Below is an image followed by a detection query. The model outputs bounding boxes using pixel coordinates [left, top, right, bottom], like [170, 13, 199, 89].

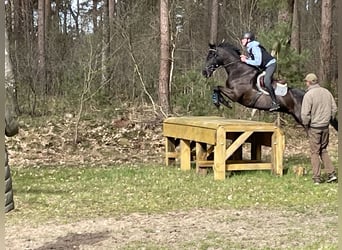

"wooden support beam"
[165, 137, 176, 166]
[225, 131, 253, 160]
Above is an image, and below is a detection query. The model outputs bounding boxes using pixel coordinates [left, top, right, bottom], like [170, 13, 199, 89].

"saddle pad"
[256, 72, 288, 96]
[275, 83, 288, 96]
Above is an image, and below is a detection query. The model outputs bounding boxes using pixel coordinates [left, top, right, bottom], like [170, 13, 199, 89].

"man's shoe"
[326, 174, 337, 183]
[313, 178, 321, 185]
[269, 102, 280, 112]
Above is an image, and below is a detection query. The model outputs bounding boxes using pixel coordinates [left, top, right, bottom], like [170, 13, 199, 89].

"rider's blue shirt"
[246, 41, 276, 68]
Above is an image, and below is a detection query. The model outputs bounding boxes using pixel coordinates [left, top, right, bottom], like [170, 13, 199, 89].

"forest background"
[5, 0, 338, 124]
[4, 2, 339, 248]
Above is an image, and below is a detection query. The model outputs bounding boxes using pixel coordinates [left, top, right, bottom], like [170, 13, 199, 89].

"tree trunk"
[5, 30, 16, 96]
[45, 0, 51, 35]
[290, 0, 300, 52]
[108, 0, 115, 47]
[93, 0, 98, 33]
[69, 0, 80, 35]
[37, 0, 46, 94]
[12, 0, 21, 47]
[158, 0, 171, 115]
[209, 0, 219, 45]
[5, 30, 19, 136]
[319, 0, 333, 86]
[102, 0, 110, 86]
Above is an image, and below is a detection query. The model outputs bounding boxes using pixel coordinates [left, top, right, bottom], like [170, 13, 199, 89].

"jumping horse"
[202, 42, 338, 131]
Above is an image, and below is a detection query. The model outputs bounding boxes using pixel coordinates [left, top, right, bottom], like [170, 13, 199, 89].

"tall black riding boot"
[266, 86, 280, 111]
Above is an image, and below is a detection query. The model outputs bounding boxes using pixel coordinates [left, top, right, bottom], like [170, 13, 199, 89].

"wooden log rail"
[163, 116, 285, 180]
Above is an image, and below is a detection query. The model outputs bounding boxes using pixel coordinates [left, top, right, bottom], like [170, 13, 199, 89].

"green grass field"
[7, 161, 337, 226]
[5, 158, 338, 249]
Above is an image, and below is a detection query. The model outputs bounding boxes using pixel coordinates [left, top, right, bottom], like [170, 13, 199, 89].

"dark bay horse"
[202, 42, 338, 131]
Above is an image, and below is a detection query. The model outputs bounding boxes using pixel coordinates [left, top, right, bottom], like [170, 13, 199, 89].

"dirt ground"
[5, 208, 338, 249]
[5, 116, 339, 249]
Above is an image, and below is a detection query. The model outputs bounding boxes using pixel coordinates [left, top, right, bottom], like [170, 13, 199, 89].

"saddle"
[256, 71, 288, 96]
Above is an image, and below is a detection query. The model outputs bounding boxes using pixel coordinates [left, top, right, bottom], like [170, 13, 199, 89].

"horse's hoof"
[212, 92, 219, 105]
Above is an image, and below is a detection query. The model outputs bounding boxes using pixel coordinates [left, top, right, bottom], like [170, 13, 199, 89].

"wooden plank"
[206, 145, 215, 159]
[180, 139, 191, 171]
[166, 152, 179, 158]
[196, 160, 214, 167]
[195, 160, 271, 170]
[225, 131, 253, 160]
[226, 163, 272, 171]
[229, 133, 242, 160]
[214, 126, 226, 180]
[163, 123, 217, 144]
[197, 159, 266, 166]
[221, 125, 277, 132]
[272, 128, 285, 176]
[164, 117, 278, 131]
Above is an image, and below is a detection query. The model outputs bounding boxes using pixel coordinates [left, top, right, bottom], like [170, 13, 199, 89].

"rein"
[208, 48, 240, 69]
[222, 60, 240, 68]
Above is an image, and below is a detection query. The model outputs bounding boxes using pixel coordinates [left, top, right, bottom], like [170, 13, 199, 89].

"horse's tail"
[285, 87, 305, 126]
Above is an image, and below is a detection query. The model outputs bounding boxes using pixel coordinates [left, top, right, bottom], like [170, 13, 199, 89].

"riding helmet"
[242, 32, 255, 41]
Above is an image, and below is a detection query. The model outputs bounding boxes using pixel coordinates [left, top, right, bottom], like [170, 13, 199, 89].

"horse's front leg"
[213, 86, 232, 108]
[217, 86, 239, 102]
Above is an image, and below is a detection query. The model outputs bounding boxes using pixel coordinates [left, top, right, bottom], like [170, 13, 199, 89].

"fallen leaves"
[5, 114, 338, 169]
[6, 115, 165, 167]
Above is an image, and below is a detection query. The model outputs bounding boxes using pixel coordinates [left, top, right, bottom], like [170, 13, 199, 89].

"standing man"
[301, 73, 337, 184]
[240, 31, 280, 111]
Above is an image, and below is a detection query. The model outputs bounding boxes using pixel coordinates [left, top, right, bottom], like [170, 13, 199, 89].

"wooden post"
[214, 126, 226, 180]
[272, 128, 285, 176]
[196, 142, 207, 175]
[165, 137, 177, 166]
[251, 134, 261, 161]
[180, 139, 191, 170]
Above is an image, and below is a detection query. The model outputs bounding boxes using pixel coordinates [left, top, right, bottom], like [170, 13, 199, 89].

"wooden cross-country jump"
[163, 116, 285, 180]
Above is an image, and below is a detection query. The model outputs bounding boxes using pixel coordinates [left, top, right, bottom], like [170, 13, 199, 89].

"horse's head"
[202, 44, 222, 78]
[202, 43, 241, 78]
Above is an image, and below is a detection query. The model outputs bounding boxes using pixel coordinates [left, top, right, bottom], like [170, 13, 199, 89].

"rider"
[240, 32, 280, 111]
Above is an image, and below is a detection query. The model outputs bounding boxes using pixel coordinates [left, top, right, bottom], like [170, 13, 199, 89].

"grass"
[7, 161, 338, 226]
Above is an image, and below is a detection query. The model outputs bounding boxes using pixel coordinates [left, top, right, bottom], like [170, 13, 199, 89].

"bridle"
[207, 48, 240, 71]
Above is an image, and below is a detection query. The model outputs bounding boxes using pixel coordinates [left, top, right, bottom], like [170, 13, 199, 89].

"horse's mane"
[217, 42, 241, 57]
